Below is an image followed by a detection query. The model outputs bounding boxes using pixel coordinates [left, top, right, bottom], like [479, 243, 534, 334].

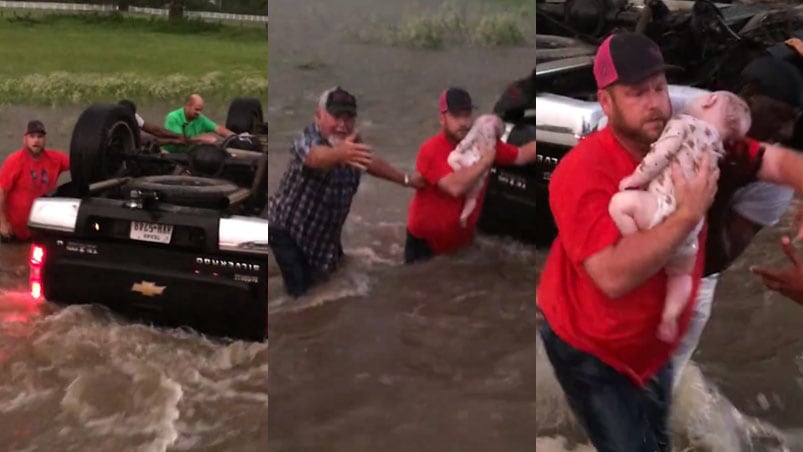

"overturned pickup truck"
[28, 98, 269, 341]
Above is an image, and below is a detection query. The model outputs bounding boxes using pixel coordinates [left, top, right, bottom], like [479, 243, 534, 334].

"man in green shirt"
[163, 93, 235, 153]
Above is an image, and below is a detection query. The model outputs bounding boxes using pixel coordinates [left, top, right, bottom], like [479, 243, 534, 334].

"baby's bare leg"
[608, 190, 660, 234]
[658, 248, 697, 343]
[460, 197, 477, 226]
[459, 179, 485, 226]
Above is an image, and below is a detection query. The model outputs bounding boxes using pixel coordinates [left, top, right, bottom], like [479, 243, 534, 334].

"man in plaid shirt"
[268, 86, 424, 297]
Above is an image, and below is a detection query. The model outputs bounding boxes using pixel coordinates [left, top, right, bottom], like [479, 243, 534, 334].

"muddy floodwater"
[267, 0, 803, 451]
[268, 0, 538, 450]
[0, 104, 268, 452]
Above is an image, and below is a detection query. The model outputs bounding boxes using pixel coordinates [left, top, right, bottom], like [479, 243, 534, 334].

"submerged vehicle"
[28, 98, 269, 341]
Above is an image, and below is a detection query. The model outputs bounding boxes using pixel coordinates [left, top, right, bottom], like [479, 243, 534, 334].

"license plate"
[130, 221, 173, 244]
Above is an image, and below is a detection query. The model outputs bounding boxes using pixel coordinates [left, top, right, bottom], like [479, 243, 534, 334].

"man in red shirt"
[536, 32, 722, 451]
[0, 120, 69, 242]
[405, 87, 537, 263]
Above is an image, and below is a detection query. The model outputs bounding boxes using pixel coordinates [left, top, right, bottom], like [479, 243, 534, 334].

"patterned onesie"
[635, 114, 726, 259]
[447, 114, 504, 227]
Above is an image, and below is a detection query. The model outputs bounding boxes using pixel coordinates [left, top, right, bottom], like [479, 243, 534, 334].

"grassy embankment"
[0, 11, 267, 105]
[351, 0, 535, 50]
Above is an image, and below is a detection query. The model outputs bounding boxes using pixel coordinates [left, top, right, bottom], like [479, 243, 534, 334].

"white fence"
[0, 1, 268, 23]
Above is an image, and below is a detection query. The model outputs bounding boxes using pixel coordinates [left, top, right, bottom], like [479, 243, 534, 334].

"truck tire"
[70, 104, 140, 196]
[127, 175, 240, 209]
[225, 97, 264, 134]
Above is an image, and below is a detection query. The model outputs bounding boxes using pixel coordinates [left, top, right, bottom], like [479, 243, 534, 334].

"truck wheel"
[127, 176, 240, 209]
[70, 104, 140, 196]
[225, 97, 264, 134]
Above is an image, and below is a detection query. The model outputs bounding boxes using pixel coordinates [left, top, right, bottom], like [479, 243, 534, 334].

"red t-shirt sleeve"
[494, 140, 519, 165]
[744, 137, 763, 161]
[549, 149, 623, 265]
[0, 153, 19, 192]
[58, 151, 70, 172]
[416, 141, 453, 186]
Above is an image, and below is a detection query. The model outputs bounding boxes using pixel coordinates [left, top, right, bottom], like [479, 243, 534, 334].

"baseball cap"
[439, 87, 476, 114]
[25, 120, 46, 135]
[740, 56, 803, 108]
[593, 32, 681, 90]
[321, 86, 357, 116]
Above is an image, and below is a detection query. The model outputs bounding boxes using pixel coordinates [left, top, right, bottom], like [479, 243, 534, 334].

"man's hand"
[0, 217, 11, 238]
[750, 236, 803, 304]
[672, 153, 719, 224]
[193, 135, 218, 144]
[786, 37, 803, 57]
[407, 171, 426, 189]
[336, 133, 373, 171]
[157, 137, 186, 146]
[792, 205, 803, 243]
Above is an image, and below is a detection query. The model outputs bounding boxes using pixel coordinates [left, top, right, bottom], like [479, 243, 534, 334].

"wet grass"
[350, 0, 534, 50]
[0, 12, 267, 105]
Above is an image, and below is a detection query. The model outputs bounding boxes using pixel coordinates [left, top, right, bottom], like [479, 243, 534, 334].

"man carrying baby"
[537, 32, 721, 452]
[539, 31, 803, 451]
[404, 87, 537, 264]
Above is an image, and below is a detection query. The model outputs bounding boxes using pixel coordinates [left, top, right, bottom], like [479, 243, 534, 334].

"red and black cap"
[439, 87, 476, 114]
[24, 120, 46, 135]
[593, 32, 681, 90]
[324, 86, 357, 116]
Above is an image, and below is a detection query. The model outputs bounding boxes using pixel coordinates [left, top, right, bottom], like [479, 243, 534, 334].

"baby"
[448, 114, 505, 227]
[608, 91, 752, 343]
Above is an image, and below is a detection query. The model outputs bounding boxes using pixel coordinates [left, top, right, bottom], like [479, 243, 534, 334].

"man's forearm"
[0, 189, 9, 230]
[304, 146, 343, 170]
[438, 157, 492, 197]
[143, 124, 183, 140]
[216, 125, 235, 138]
[584, 211, 700, 298]
[514, 140, 537, 165]
[367, 157, 405, 185]
[759, 143, 803, 192]
[157, 126, 184, 140]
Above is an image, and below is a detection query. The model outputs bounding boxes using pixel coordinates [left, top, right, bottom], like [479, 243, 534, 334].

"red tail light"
[29, 244, 45, 300]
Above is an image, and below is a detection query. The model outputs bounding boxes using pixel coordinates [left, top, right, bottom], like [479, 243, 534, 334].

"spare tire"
[126, 176, 240, 209]
[225, 97, 264, 134]
[188, 143, 228, 177]
[70, 104, 140, 196]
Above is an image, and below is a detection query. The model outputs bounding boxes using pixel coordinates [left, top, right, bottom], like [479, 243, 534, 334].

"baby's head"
[685, 91, 752, 140]
[737, 82, 799, 144]
[475, 114, 505, 138]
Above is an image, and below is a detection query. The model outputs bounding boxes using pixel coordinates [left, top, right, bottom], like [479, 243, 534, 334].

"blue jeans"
[539, 320, 673, 452]
[269, 226, 315, 297]
[403, 230, 434, 264]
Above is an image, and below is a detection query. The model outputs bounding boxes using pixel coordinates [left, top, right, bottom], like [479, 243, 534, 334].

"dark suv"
[27, 98, 269, 341]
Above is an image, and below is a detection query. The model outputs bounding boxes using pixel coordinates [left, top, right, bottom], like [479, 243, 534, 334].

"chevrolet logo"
[131, 281, 166, 297]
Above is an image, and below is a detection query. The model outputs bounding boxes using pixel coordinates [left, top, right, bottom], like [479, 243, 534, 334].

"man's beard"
[446, 127, 469, 143]
[609, 101, 667, 146]
[327, 130, 350, 146]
